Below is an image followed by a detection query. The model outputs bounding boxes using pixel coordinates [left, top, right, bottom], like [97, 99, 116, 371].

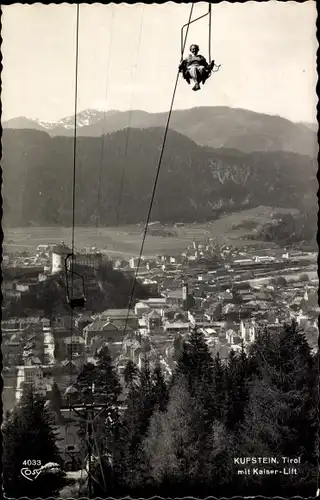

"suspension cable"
[68, 3, 80, 401]
[208, 3, 212, 63]
[180, 4, 210, 60]
[95, 5, 115, 233]
[116, 3, 195, 369]
[71, 5, 80, 259]
[116, 5, 145, 227]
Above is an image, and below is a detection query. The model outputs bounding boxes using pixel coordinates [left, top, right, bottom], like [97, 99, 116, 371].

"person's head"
[190, 44, 199, 55]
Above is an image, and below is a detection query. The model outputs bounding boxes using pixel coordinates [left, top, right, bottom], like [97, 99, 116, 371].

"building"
[135, 302, 152, 318]
[162, 288, 184, 307]
[51, 242, 72, 274]
[19, 317, 50, 329]
[296, 312, 309, 329]
[240, 320, 256, 344]
[3, 333, 23, 366]
[3, 368, 17, 412]
[141, 279, 159, 296]
[146, 310, 162, 332]
[75, 314, 94, 334]
[129, 257, 141, 268]
[84, 320, 127, 347]
[163, 321, 190, 334]
[15, 365, 53, 402]
[254, 256, 276, 263]
[64, 336, 86, 358]
[140, 298, 167, 310]
[93, 309, 139, 329]
[114, 259, 129, 269]
[74, 252, 103, 269]
[43, 327, 56, 365]
[226, 328, 239, 345]
[2, 319, 21, 330]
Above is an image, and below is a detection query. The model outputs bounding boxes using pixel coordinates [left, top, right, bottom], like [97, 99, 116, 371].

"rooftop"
[98, 309, 138, 319]
[64, 336, 85, 344]
[52, 243, 72, 255]
[148, 310, 161, 319]
[163, 289, 183, 299]
[163, 321, 189, 329]
[144, 298, 167, 304]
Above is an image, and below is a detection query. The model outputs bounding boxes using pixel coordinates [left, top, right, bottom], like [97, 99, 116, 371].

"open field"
[3, 206, 301, 258]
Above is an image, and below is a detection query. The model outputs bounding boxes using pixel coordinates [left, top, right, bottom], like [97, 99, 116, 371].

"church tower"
[182, 280, 188, 311]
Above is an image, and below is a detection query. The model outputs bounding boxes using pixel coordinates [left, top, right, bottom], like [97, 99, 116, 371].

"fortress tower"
[51, 241, 72, 274]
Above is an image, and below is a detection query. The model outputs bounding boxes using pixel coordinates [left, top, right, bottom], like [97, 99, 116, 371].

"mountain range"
[2, 125, 317, 228]
[3, 106, 318, 157]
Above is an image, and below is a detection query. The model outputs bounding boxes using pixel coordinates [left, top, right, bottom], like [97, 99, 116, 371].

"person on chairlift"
[179, 44, 215, 91]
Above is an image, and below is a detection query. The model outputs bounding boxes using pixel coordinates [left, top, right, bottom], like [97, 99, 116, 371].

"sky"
[2, 1, 317, 124]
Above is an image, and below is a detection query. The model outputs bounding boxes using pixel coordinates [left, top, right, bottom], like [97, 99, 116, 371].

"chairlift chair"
[64, 253, 87, 309]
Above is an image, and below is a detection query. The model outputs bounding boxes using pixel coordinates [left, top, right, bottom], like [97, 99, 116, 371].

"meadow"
[3, 206, 299, 258]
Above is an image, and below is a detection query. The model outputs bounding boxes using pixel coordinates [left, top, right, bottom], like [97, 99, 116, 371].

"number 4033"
[22, 460, 41, 466]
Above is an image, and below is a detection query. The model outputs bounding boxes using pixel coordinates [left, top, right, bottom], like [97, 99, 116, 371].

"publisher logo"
[21, 467, 42, 481]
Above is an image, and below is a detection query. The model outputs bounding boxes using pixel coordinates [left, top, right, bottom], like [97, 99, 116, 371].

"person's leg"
[184, 71, 191, 84]
[188, 66, 200, 90]
[198, 65, 207, 84]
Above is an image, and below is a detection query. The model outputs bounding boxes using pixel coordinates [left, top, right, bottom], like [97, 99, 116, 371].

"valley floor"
[3, 206, 300, 257]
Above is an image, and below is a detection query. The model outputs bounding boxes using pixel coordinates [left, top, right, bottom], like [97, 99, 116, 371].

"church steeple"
[182, 280, 188, 311]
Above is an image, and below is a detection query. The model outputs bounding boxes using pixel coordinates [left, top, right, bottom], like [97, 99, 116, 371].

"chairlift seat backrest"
[68, 297, 86, 309]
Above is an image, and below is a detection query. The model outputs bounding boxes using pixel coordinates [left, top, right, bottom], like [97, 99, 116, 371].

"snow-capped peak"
[3, 108, 120, 132]
[36, 119, 60, 130]
[55, 108, 109, 128]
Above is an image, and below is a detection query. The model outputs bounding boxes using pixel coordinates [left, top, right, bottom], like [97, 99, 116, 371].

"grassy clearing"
[3, 206, 301, 257]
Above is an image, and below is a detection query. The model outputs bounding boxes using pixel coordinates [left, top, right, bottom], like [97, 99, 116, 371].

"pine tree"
[112, 357, 151, 492]
[3, 386, 66, 498]
[135, 361, 170, 489]
[213, 352, 228, 421]
[239, 321, 318, 496]
[204, 419, 235, 496]
[248, 325, 280, 382]
[277, 321, 318, 493]
[151, 362, 169, 411]
[160, 327, 227, 495]
[225, 346, 250, 430]
[176, 328, 215, 420]
[123, 359, 139, 390]
[75, 361, 97, 403]
[242, 375, 284, 452]
[113, 357, 169, 494]
[172, 333, 184, 361]
[143, 372, 234, 497]
[75, 346, 121, 406]
[74, 345, 122, 494]
[237, 376, 285, 495]
[94, 345, 122, 405]
[143, 374, 197, 495]
[49, 380, 64, 423]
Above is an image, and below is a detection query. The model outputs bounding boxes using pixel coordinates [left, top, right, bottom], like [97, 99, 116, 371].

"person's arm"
[178, 59, 187, 72]
[200, 55, 209, 67]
